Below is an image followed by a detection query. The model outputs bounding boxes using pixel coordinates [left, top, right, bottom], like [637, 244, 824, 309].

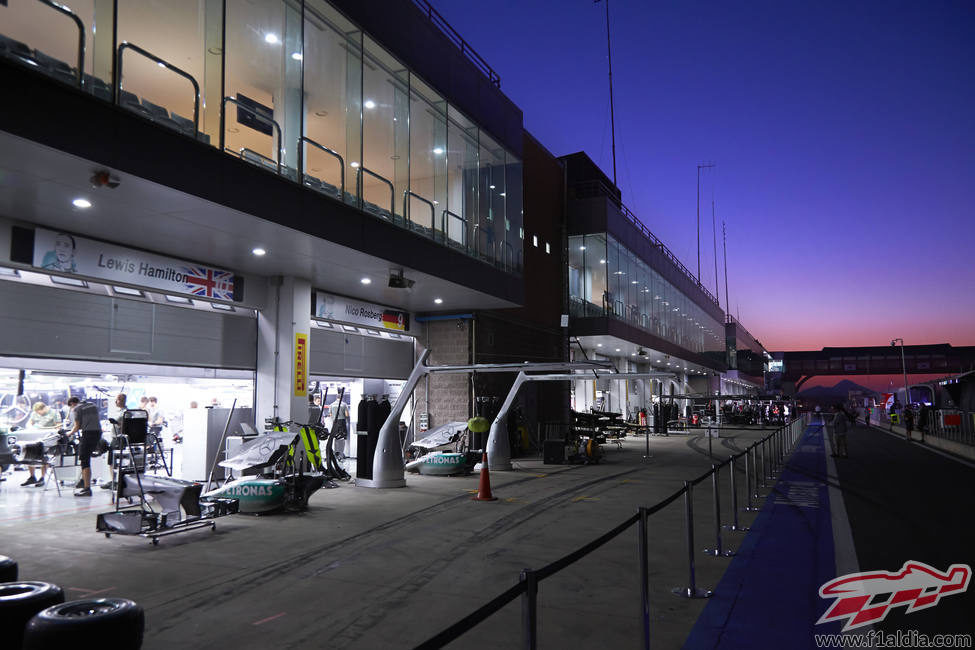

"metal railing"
[117, 42, 200, 133]
[410, 0, 501, 88]
[404, 190, 436, 232]
[356, 166, 395, 217]
[37, 0, 84, 87]
[873, 408, 975, 447]
[414, 417, 807, 649]
[441, 209, 467, 248]
[220, 97, 282, 175]
[299, 136, 345, 196]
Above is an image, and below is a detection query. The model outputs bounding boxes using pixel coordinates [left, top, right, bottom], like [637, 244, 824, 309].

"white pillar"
[256, 276, 312, 428]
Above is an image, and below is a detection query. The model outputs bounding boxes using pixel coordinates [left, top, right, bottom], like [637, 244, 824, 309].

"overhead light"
[212, 302, 235, 311]
[350, 161, 360, 168]
[615, 348, 621, 352]
[264, 33, 279, 44]
[164, 294, 192, 304]
[72, 198, 92, 208]
[0, 267, 20, 277]
[579, 246, 586, 251]
[596, 343, 602, 347]
[433, 147, 444, 155]
[631, 280, 638, 284]
[342, 324, 358, 332]
[360, 277, 372, 285]
[433, 298, 443, 304]
[631, 353, 636, 356]
[364, 99, 376, 109]
[157, 61, 166, 68]
[112, 286, 143, 297]
[252, 247, 267, 256]
[499, 193, 505, 197]
[291, 52, 303, 61]
[489, 185, 496, 189]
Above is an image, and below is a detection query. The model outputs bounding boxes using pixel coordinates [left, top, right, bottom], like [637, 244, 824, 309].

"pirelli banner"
[313, 290, 411, 334]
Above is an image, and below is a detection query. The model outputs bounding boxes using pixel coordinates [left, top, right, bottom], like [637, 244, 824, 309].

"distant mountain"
[799, 379, 879, 402]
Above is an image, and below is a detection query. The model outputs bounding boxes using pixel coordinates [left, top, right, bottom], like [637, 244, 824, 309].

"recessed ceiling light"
[579, 246, 586, 251]
[264, 33, 279, 44]
[489, 185, 495, 189]
[364, 100, 376, 109]
[360, 277, 371, 285]
[112, 286, 143, 296]
[596, 343, 602, 347]
[615, 348, 621, 352]
[291, 52, 303, 60]
[350, 161, 360, 168]
[252, 247, 266, 256]
[432, 147, 444, 155]
[72, 198, 91, 208]
[165, 294, 192, 304]
[434, 298, 443, 304]
[212, 302, 235, 311]
[599, 259, 606, 264]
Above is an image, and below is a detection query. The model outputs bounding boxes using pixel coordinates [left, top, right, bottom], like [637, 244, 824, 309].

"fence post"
[704, 465, 735, 556]
[672, 481, 713, 598]
[520, 568, 538, 650]
[638, 507, 650, 650]
[759, 439, 768, 487]
[725, 455, 748, 530]
[744, 449, 759, 510]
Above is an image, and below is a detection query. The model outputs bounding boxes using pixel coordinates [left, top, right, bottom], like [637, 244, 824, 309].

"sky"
[433, 0, 975, 370]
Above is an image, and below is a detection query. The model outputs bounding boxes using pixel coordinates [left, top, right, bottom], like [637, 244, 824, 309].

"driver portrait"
[41, 232, 78, 273]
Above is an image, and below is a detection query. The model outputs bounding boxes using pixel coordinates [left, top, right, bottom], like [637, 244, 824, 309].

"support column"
[256, 276, 311, 428]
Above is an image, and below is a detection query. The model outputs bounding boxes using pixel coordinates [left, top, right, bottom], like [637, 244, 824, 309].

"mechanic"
[66, 396, 103, 497]
[20, 402, 60, 487]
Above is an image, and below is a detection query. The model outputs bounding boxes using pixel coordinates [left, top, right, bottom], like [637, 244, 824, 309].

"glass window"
[504, 152, 523, 272]
[478, 132, 506, 268]
[408, 75, 448, 236]
[360, 35, 408, 220]
[302, 1, 361, 205]
[0, 0, 96, 85]
[225, 0, 299, 174]
[584, 233, 607, 309]
[447, 107, 479, 254]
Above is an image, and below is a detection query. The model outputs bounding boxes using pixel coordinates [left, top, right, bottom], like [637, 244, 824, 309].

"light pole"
[891, 338, 909, 408]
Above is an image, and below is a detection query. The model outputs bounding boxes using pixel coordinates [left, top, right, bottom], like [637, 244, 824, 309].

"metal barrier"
[299, 136, 345, 196]
[413, 417, 807, 649]
[36, 0, 85, 87]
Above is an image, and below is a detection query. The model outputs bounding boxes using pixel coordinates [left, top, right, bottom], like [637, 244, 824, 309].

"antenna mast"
[722, 220, 730, 314]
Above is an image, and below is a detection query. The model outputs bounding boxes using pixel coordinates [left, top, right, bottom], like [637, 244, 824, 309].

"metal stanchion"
[643, 426, 651, 461]
[704, 464, 735, 556]
[638, 507, 650, 650]
[760, 440, 769, 487]
[673, 481, 713, 598]
[744, 449, 759, 510]
[520, 567, 538, 650]
[725, 456, 748, 530]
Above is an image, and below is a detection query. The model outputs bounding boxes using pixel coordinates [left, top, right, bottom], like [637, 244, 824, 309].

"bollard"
[520, 567, 538, 650]
[638, 507, 650, 650]
[725, 456, 748, 531]
[704, 464, 735, 556]
[760, 440, 768, 487]
[673, 481, 713, 598]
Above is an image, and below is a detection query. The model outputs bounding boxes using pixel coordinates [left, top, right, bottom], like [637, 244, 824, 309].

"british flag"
[183, 266, 235, 301]
[818, 561, 970, 631]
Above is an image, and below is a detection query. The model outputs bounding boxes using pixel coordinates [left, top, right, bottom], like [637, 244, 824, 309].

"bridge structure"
[779, 344, 975, 391]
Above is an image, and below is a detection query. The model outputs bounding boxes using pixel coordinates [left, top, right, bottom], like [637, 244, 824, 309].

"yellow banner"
[294, 333, 308, 397]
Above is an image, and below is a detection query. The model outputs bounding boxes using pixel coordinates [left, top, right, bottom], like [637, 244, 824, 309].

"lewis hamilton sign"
[30, 227, 239, 301]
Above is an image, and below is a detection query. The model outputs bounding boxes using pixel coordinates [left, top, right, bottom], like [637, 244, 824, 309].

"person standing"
[102, 393, 127, 490]
[917, 404, 930, 443]
[66, 396, 102, 496]
[904, 405, 915, 442]
[829, 403, 849, 458]
[863, 406, 871, 427]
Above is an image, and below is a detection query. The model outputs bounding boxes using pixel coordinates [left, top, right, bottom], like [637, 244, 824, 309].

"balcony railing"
[410, 0, 501, 88]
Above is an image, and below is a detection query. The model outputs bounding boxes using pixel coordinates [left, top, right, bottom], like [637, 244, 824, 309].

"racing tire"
[23, 598, 144, 650]
[0, 556, 16, 582]
[0, 581, 65, 649]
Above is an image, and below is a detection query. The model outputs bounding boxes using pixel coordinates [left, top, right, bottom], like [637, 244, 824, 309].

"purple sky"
[434, 0, 975, 357]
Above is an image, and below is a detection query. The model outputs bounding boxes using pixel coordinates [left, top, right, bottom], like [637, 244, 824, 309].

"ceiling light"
[579, 246, 586, 251]
[489, 185, 495, 189]
[499, 192, 505, 197]
[596, 343, 602, 347]
[434, 298, 443, 304]
[291, 52, 303, 61]
[360, 277, 371, 285]
[433, 147, 444, 155]
[599, 259, 606, 264]
[631, 280, 638, 284]
[72, 198, 91, 208]
[364, 100, 376, 109]
[112, 286, 143, 297]
[157, 62, 166, 68]
[51, 275, 88, 288]
[211, 302, 235, 311]
[615, 348, 621, 352]
[350, 161, 360, 168]
[252, 247, 267, 256]
[164, 295, 192, 304]
[631, 353, 636, 356]
[264, 33, 279, 44]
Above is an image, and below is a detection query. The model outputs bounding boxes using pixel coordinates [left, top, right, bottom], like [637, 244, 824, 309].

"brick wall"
[422, 318, 471, 430]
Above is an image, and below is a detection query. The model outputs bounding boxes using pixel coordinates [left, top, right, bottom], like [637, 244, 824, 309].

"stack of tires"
[0, 555, 144, 649]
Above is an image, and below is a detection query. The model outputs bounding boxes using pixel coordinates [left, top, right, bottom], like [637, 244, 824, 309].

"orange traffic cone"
[473, 451, 498, 501]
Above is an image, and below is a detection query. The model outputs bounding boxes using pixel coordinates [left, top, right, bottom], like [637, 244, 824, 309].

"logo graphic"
[817, 561, 971, 631]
